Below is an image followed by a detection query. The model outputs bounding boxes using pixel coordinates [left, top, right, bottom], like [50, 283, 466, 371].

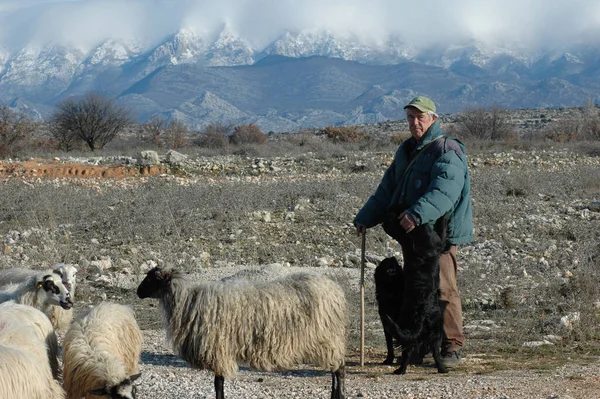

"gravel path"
[135, 328, 600, 399]
[127, 265, 600, 399]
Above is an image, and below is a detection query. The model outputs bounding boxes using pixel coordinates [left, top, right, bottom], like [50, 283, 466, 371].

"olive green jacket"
[354, 120, 474, 245]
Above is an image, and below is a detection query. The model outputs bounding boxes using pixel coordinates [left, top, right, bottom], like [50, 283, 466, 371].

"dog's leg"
[382, 325, 396, 365]
[394, 347, 412, 375]
[432, 344, 448, 374]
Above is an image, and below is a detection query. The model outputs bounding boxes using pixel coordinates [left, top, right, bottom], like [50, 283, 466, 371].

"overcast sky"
[0, 0, 599, 52]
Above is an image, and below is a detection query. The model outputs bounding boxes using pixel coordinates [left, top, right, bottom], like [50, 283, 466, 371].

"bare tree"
[0, 106, 38, 157]
[50, 92, 134, 151]
[141, 115, 190, 149]
[455, 105, 515, 140]
[141, 115, 165, 146]
[582, 98, 600, 140]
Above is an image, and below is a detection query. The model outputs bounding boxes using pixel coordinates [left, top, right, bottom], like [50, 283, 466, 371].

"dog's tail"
[383, 314, 424, 345]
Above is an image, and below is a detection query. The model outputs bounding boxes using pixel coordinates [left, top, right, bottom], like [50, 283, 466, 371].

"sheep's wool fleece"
[0, 322, 65, 399]
[161, 270, 348, 378]
[62, 302, 142, 399]
[0, 301, 61, 380]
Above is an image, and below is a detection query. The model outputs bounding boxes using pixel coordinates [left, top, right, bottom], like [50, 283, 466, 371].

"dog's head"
[409, 212, 450, 257]
[374, 257, 403, 300]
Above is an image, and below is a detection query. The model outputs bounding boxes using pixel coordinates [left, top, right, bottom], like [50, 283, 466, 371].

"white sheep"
[0, 301, 61, 380]
[62, 302, 143, 399]
[0, 319, 66, 398]
[0, 264, 78, 330]
[0, 271, 73, 315]
[136, 266, 348, 399]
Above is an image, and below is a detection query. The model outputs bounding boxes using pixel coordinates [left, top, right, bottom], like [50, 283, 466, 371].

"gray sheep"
[137, 266, 348, 399]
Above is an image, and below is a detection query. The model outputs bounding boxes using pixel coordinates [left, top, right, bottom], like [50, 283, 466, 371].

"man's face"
[406, 107, 436, 141]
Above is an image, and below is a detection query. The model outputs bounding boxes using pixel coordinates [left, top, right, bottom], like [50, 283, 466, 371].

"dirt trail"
[0, 160, 166, 179]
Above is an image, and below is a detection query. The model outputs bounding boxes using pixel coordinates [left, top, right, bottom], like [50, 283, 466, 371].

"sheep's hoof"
[393, 367, 406, 375]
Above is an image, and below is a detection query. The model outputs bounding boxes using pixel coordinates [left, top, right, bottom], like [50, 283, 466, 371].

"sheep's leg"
[394, 347, 411, 375]
[331, 365, 345, 399]
[214, 375, 225, 399]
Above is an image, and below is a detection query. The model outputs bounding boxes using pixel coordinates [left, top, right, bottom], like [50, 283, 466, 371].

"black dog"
[381, 206, 449, 375]
[374, 257, 404, 365]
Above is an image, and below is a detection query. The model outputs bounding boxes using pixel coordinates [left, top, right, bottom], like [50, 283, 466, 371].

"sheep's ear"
[42, 276, 58, 292]
[38, 275, 52, 290]
[128, 372, 142, 382]
[88, 386, 110, 396]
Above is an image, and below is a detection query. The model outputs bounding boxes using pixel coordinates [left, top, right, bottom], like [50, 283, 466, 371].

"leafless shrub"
[389, 131, 411, 145]
[0, 106, 39, 157]
[538, 102, 600, 142]
[141, 115, 189, 149]
[454, 105, 517, 141]
[50, 92, 134, 151]
[230, 123, 267, 145]
[194, 123, 231, 149]
[321, 126, 366, 143]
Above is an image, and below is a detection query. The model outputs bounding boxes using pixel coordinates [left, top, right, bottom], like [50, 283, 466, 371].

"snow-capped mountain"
[0, 27, 599, 132]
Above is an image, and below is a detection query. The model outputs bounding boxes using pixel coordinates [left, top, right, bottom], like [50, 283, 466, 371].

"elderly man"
[354, 96, 473, 367]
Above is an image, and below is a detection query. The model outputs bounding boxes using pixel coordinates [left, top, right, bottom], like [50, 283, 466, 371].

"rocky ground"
[1, 139, 600, 398]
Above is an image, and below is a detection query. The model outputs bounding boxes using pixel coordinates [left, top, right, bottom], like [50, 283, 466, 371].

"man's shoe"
[441, 350, 461, 368]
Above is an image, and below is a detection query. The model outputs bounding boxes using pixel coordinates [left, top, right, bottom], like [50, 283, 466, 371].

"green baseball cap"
[404, 96, 436, 113]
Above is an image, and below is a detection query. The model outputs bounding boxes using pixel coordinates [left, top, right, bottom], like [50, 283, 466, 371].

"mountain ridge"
[0, 28, 599, 132]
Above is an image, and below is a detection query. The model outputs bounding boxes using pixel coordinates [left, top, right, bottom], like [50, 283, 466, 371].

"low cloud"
[0, 0, 598, 52]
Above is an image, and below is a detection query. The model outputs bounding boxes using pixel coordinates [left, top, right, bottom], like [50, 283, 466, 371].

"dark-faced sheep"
[381, 209, 449, 375]
[62, 302, 142, 399]
[136, 266, 347, 399]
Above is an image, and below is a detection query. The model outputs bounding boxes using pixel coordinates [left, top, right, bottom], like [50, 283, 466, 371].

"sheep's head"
[36, 272, 73, 309]
[137, 266, 173, 299]
[53, 263, 78, 294]
[88, 373, 142, 399]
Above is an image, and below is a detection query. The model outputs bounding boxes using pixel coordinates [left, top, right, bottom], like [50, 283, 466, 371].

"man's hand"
[398, 211, 417, 233]
[355, 224, 366, 237]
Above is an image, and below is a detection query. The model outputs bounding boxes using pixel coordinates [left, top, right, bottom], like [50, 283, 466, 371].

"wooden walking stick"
[360, 229, 366, 367]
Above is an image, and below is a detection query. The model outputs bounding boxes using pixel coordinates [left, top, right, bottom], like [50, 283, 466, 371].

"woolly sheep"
[0, 301, 61, 380]
[62, 302, 143, 399]
[0, 264, 78, 330]
[0, 319, 66, 398]
[0, 271, 73, 313]
[137, 266, 348, 399]
[0, 271, 73, 315]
